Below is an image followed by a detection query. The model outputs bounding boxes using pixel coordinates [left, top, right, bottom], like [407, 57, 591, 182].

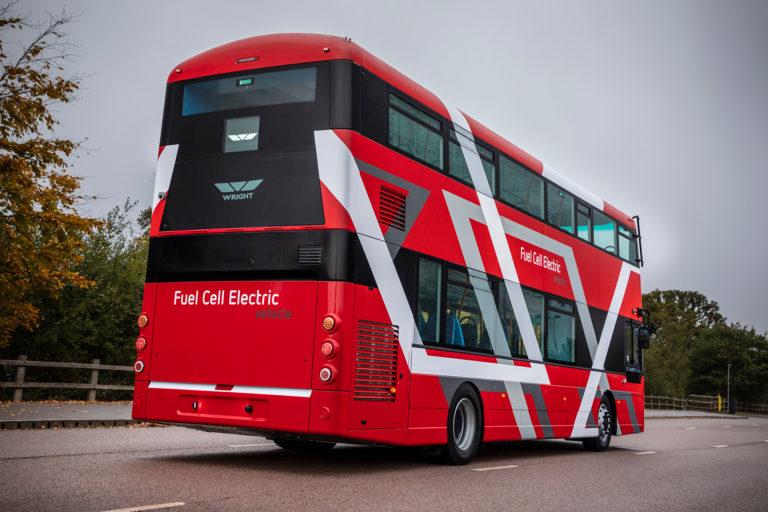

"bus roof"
[168, 33, 635, 230]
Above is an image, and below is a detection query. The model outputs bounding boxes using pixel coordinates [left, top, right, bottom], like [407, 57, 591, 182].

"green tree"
[642, 290, 725, 397]
[3, 201, 148, 366]
[0, 4, 99, 347]
[689, 323, 768, 403]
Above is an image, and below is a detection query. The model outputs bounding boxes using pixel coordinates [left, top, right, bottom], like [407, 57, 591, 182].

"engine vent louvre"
[297, 245, 323, 265]
[378, 186, 407, 231]
[353, 320, 399, 402]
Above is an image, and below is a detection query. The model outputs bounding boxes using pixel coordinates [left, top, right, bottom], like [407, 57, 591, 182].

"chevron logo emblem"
[227, 132, 258, 142]
[214, 179, 263, 201]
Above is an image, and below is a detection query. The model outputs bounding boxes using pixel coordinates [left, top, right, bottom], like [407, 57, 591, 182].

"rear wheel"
[443, 384, 483, 465]
[583, 398, 612, 452]
[272, 438, 336, 452]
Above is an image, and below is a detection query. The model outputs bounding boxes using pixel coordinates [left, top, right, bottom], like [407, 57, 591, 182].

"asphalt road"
[1, 417, 766, 512]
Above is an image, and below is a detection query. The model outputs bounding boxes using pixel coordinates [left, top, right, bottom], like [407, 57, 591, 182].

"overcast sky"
[18, 0, 768, 331]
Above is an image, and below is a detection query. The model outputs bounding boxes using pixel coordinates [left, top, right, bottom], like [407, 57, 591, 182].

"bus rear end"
[131, 56, 396, 442]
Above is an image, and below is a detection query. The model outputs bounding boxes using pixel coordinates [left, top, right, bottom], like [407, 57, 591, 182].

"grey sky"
[20, 0, 768, 331]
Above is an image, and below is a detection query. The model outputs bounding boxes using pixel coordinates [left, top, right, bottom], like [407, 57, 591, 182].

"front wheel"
[583, 398, 612, 452]
[443, 383, 483, 465]
[272, 438, 336, 452]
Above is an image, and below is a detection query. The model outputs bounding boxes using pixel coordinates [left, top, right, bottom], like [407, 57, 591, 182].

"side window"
[444, 269, 492, 352]
[388, 94, 443, 169]
[498, 286, 544, 358]
[416, 258, 442, 344]
[546, 299, 575, 363]
[547, 183, 574, 234]
[576, 203, 591, 242]
[593, 210, 617, 253]
[625, 322, 641, 368]
[499, 156, 544, 218]
[478, 144, 496, 195]
[618, 225, 638, 264]
[448, 130, 496, 193]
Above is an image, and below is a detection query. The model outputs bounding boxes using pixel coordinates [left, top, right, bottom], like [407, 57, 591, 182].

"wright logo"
[214, 180, 263, 201]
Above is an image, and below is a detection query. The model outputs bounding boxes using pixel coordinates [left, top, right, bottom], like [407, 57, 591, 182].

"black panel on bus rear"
[145, 229, 373, 285]
[160, 150, 324, 230]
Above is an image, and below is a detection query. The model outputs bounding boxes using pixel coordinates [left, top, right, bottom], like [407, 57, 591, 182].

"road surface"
[1, 416, 766, 511]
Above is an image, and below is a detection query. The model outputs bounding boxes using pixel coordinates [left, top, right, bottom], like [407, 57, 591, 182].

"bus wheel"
[272, 438, 336, 452]
[443, 384, 483, 465]
[583, 398, 612, 452]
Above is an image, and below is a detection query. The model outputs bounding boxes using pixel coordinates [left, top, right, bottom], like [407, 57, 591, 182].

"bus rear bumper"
[132, 381, 312, 434]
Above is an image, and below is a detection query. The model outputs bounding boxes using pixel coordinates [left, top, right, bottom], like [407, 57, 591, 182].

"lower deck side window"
[546, 299, 575, 363]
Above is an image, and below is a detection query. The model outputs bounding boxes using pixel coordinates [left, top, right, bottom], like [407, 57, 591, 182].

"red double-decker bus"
[132, 33, 649, 464]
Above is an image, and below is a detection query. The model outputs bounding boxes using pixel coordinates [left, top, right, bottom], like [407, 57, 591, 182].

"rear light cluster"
[319, 314, 340, 384]
[134, 312, 149, 374]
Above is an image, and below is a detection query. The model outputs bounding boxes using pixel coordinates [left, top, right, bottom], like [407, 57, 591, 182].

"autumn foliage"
[0, 5, 99, 347]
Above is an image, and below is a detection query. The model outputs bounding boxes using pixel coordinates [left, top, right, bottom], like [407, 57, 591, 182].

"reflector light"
[135, 337, 147, 351]
[137, 314, 149, 328]
[134, 360, 145, 373]
[321, 315, 336, 332]
[321, 341, 335, 357]
[389, 387, 397, 395]
[319, 367, 333, 382]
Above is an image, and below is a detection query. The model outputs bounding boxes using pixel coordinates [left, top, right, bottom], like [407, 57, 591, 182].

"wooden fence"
[646, 393, 768, 415]
[0, 355, 133, 403]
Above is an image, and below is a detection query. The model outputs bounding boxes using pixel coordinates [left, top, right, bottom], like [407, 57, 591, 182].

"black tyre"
[272, 438, 336, 452]
[583, 397, 612, 452]
[443, 383, 483, 465]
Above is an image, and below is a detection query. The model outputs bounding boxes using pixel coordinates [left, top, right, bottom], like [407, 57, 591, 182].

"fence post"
[13, 355, 27, 403]
[87, 358, 100, 402]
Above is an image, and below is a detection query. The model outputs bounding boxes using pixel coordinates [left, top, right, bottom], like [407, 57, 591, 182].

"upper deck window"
[500, 156, 544, 218]
[618, 225, 638, 263]
[593, 210, 617, 254]
[448, 129, 496, 193]
[388, 94, 443, 169]
[182, 67, 317, 116]
[547, 183, 574, 234]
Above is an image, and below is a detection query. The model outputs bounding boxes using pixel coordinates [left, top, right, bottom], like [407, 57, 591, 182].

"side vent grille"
[354, 320, 399, 402]
[297, 245, 323, 265]
[378, 186, 407, 231]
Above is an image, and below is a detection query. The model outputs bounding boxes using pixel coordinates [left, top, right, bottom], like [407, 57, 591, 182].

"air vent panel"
[297, 245, 323, 265]
[378, 186, 407, 232]
[353, 320, 399, 402]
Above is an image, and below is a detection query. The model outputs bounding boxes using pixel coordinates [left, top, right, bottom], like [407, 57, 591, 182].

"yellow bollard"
[717, 394, 722, 412]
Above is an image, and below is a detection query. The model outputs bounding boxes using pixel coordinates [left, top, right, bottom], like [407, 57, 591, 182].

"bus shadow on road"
[159, 439, 631, 474]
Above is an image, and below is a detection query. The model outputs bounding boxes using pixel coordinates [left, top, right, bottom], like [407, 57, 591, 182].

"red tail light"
[135, 337, 147, 351]
[321, 340, 336, 357]
[319, 366, 334, 383]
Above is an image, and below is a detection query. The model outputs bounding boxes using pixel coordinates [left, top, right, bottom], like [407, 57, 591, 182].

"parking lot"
[1, 416, 766, 512]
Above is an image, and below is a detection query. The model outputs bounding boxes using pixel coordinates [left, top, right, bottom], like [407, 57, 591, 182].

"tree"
[642, 290, 725, 397]
[3, 201, 148, 366]
[0, 4, 99, 347]
[688, 323, 768, 403]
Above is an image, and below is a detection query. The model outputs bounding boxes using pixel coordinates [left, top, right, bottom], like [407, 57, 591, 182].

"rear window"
[182, 67, 317, 116]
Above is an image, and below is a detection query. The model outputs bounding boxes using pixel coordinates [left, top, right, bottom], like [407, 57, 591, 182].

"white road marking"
[228, 443, 273, 448]
[723, 425, 731, 428]
[763, 440, 768, 443]
[100, 502, 184, 512]
[634, 451, 656, 455]
[713, 445, 728, 448]
[472, 464, 519, 472]
[685, 427, 696, 430]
